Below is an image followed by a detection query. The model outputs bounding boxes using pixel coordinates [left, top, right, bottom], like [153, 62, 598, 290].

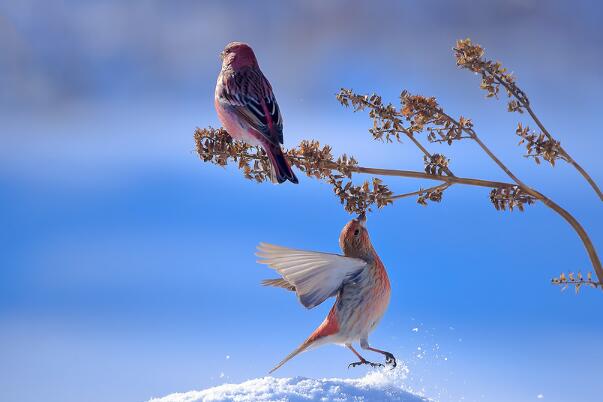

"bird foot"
[383, 352, 397, 369]
[348, 359, 384, 369]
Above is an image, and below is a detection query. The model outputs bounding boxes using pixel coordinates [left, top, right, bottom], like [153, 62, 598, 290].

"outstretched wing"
[256, 242, 367, 309]
[217, 68, 283, 145]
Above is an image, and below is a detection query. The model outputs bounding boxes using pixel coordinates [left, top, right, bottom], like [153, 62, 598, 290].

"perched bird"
[256, 214, 395, 373]
[215, 42, 298, 184]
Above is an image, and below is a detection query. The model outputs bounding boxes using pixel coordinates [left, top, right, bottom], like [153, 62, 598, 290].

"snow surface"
[149, 366, 430, 402]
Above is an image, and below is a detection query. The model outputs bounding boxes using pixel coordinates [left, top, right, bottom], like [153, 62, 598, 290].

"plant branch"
[195, 133, 514, 189]
[338, 85, 602, 288]
[389, 183, 452, 201]
[346, 164, 510, 188]
[196, 126, 602, 290]
[454, 39, 602, 200]
[437, 112, 603, 284]
[531, 189, 603, 284]
[336, 92, 456, 177]
[521, 100, 602, 201]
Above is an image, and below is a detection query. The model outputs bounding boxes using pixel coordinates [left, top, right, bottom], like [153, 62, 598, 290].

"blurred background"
[1, 1, 602, 401]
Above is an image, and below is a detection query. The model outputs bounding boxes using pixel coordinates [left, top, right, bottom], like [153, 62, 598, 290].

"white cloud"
[148, 366, 430, 402]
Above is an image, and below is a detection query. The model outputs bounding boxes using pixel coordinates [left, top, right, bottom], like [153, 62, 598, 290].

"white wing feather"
[256, 242, 367, 308]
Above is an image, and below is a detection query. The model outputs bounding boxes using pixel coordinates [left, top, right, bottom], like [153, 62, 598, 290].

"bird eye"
[354, 229, 360, 236]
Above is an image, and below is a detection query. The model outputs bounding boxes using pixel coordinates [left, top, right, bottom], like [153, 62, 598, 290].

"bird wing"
[261, 278, 296, 291]
[256, 242, 367, 309]
[217, 68, 283, 145]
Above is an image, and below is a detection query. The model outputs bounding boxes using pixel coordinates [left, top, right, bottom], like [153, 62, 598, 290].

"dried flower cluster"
[454, 38, 529, 107]
[288, 141, 394, 213]
[551, 272, 601, 293]
[400, 92, 472, 145]
[516, 123, 567, 166]
[399, 93, 442, 133]
[288, 140, 338, 179]
[194, 127, 391, 214]
[195, 127, 273, 182]
[453, 38, 598, 185]
[337, 88, 476, 154]
[416, 185, 446, 206]
[336, 90, 406, 143]
[424, 154, 449, 176]
[331, 177, 393, 214]
[489, 186, 536, 212]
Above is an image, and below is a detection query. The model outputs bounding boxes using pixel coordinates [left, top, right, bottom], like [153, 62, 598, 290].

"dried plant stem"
[531, 190, 603, 285]
[344, 164, 511, 188]
[488, 69, 602, 201]
[355, 96, 456, 177]
[406, 134, 444, 168]
[342, 157, 602, 284]
[477, 139, 602, 282]
[407, 134, 456, 178]
[200, 146, 513, 189]
[524, 105, 603, 201]
[440, 112, 603, 284]
[357, 158, 603, 284]
[390, 183, 451, 200]
[338, 84, 600, 288]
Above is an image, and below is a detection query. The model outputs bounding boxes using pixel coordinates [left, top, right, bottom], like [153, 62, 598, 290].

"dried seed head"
[516, 123, 567, 166]
[194, 127, 393, 215]
[489, 185, 536, 212]
[552, 271, 601, 293]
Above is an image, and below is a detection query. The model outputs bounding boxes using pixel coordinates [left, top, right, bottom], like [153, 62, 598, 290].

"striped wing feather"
[261, 278, 296, 291]
[256, 242, 366, 308]
[217, 68, 283, 145]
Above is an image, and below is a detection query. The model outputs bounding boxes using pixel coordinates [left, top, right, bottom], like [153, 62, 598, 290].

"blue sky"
[1, 1, 602, 401]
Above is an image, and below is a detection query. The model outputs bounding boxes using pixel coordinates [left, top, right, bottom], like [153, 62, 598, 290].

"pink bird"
[257, 214, 395, 373]
[215, 42, 298, 184]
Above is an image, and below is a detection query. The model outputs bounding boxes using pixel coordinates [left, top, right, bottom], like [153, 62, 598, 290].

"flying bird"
[256, 214, 395, 373]
[215, 42, 298, 184]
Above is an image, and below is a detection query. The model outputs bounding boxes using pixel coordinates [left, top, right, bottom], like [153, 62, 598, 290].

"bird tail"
[269, 339, 313, 374]
[269, 308, 339, 374]
[266, 143, 298, 184]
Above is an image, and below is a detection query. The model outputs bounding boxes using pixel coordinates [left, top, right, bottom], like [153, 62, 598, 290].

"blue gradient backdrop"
[1, 1, 602, 401]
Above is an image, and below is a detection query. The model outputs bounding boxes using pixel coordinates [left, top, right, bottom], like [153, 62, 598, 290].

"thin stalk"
[443, 115, 603, 284]
[323, 162, 514, 189]
[489, 71, 603, 201]
[390, 183, 452, 201]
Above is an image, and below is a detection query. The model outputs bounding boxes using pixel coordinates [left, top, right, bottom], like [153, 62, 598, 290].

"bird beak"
[357, 212, 367, 228]
[220, 51, 225, 60]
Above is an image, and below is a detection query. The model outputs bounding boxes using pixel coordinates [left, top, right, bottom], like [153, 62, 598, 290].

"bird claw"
[384, 352, 397, 369]
[348, 360, 384, 369]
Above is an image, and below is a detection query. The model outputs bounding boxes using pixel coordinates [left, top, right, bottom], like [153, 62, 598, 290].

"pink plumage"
[256, 214, 395, 373]
[215, 42, 298, 184]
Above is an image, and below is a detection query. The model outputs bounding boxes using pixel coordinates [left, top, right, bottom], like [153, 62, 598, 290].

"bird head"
[220, 42, 258, 69]
[339, 213, 373, 258]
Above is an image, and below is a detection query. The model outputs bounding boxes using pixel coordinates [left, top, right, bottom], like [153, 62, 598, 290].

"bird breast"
[334, 261, 391, 339]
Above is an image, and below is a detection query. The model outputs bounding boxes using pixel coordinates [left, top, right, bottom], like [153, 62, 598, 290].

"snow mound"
[149, 366, 429, 402]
